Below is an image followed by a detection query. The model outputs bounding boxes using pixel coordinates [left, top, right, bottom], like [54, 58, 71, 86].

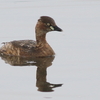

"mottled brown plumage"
[0, 16, 62, 57]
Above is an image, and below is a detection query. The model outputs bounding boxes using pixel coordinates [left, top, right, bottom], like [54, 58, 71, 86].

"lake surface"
[0, 0, 100, 100]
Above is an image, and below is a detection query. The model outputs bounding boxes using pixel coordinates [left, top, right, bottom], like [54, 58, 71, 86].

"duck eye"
[47, 23, 50, 26]
[46, 23, 54, 30]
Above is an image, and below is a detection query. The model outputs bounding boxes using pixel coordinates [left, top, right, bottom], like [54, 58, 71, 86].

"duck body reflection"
[0, 55, 62, 92]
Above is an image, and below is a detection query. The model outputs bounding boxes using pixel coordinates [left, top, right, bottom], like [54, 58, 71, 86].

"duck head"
[35, 16, 62, 36]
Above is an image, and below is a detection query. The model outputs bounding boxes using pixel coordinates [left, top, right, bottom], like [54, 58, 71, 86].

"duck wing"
[10, 40, 36, 49]
[0, 40, 37, 56]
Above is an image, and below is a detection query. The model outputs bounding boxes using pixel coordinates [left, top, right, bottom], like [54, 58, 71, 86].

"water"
[0, 0, 100, 100]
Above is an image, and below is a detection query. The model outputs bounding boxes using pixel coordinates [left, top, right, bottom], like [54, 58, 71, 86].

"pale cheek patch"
[50, 26, 54, 30]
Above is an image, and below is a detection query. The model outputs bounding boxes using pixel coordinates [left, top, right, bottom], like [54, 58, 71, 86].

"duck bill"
[53, 26, 62, 32]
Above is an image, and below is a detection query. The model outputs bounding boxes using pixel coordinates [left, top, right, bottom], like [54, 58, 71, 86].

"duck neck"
[36, 33, 47, 46]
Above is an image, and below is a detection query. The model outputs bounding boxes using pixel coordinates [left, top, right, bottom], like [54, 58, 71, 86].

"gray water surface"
[0, 0, 100, 100]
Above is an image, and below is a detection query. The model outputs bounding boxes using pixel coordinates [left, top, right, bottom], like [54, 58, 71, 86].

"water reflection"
[0, 55, 62, 92]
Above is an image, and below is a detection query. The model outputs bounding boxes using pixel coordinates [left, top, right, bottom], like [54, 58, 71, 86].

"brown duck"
[0, 16, 62, 57]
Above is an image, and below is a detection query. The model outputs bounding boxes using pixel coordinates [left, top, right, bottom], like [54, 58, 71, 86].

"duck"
[0, 16, 62, 57]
